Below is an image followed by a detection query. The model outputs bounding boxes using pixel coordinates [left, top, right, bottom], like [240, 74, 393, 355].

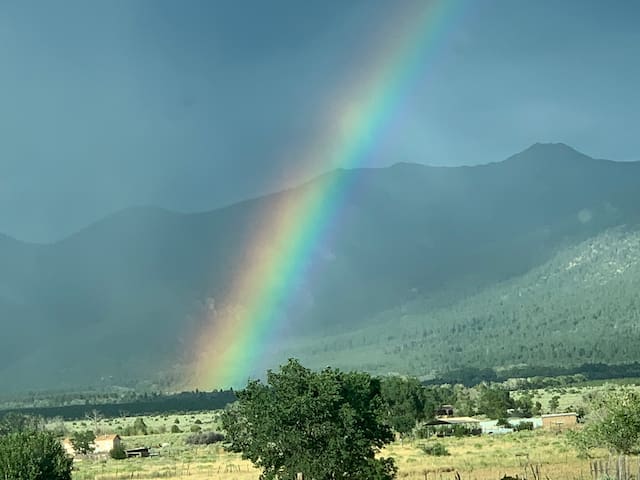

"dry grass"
[70, 429, 603, 480]
[385, 430, 595, 480]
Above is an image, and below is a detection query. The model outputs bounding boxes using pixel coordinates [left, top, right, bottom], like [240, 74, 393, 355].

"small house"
[94, 434, 122, 454]
[541, 412, 578, 431]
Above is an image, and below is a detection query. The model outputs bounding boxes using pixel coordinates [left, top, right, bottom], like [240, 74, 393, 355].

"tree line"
[0, 389, 236, 420]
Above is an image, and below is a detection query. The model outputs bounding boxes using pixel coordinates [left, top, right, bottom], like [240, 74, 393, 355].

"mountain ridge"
[2, 143, 640, 391]
[5, 143, 638, 247]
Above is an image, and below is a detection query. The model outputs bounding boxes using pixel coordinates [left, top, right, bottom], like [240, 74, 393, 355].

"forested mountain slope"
[284, 226, 640, 376]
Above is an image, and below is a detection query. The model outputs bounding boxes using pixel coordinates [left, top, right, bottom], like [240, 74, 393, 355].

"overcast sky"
[1, 0, 639, 242]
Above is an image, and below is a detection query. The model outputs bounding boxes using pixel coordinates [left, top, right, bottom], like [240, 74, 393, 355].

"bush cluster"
[513, 421, 534, 432]
[109, 444, 127, 460]
[185, 431, 225, 445]
[419, 442, 449, 456]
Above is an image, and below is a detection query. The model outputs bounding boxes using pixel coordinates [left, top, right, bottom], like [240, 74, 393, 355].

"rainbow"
[190, 0, 464, 389]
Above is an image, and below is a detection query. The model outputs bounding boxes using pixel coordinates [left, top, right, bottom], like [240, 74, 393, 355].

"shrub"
[194, 419, 202, 424]
[110, 444, 127, 460]
[496, 418, 512, 428]
[514, 421, 534, 431]
[452, 424, 481, 437]
[170, 425, 182, 434]
[415, 424, 480, 439]
[185, 431, 225, 445]
[419, 442, 449, 456]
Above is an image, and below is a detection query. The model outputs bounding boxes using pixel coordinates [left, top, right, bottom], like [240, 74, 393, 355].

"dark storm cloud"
[0, 0, 638, 241]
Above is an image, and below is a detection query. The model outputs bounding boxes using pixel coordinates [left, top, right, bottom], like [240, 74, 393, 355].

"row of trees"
[3, 389, 236, 420]
[379, 378, 545, 436]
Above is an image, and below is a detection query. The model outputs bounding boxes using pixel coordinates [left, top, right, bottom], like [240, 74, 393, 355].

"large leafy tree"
[222, 359, 397, 480]
[0, 430, 72, 480]
[569, 390, 640, 455]
[379, 376, 437, 436]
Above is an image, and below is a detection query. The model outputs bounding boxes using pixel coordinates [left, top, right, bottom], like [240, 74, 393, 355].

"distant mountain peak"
[527, 142, 586, 154]
[504, 142, 594, 166]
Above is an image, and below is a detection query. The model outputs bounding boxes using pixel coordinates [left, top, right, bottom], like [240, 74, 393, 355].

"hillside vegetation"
[284, 226, 640, 376]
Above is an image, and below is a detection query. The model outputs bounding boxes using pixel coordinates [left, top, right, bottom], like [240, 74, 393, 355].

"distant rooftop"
[541, 412, 578, 418]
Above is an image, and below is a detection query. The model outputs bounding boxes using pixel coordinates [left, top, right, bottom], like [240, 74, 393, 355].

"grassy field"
[513, 381, 640, 414]
[67, 429, 612, 480]
[59, 382, 640, 480]
[53, 411, 222, 437]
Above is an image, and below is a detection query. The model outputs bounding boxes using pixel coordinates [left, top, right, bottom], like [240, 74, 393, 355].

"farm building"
[422, 416, 482, 437]
[62, 434, 122, 456]
[431, 416, 480, 426]
[541, 412, 578, 430]
[480, 417, 543, 435]
[125, 447, 150, 458]
[436, 404, 455, 416]
[94, 434, 122, 454]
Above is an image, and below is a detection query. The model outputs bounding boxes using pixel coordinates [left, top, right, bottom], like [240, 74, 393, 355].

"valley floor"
[70, 430, 609, 480]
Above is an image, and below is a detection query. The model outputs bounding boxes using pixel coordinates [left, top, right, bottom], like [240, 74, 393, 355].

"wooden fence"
[591, 455, 640, 480]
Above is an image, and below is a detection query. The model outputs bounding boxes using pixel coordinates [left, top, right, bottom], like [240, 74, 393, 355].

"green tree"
[133, 418, 148, 435]
[452, 387, 476, 417]
[569, 390, 640, 455]
[0, 430, 73, 480]
[71, 430, 95, 455]
[0, 413, 42, 435]
[222, 359, 397, 480]
[477, 384, 514, 419]
[532, 401, 543, 416]
[109, 444, 127, 460]
[380, 376, 436, 437]
[514, 394, 533, 417]
[548, 395, 560, 413]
